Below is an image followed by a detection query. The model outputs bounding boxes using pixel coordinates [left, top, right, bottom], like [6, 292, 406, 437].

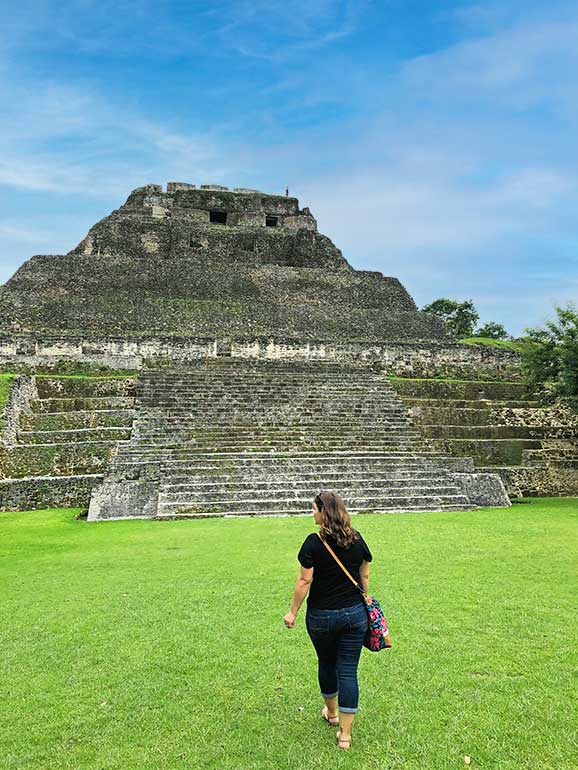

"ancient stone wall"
[0, 474, 100, 512]
[0, 334, 521, 380]
[0, 375, 38, 446]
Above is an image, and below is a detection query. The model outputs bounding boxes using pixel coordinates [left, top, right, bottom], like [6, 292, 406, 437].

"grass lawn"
[1, 500, 576, 770]
[459, 338, 531, 353]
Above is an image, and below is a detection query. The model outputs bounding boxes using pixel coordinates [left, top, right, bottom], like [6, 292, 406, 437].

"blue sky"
[0, 0, 576, 335]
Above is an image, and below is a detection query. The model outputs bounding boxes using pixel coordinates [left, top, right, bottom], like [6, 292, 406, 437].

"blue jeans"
[305, 602, 368, 713]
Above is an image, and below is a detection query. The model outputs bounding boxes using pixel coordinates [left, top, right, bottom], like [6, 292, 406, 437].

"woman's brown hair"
[314, 490, 357, 548]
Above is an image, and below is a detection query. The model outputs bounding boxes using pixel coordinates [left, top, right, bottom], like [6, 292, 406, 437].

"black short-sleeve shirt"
[298, 530, 373, 609]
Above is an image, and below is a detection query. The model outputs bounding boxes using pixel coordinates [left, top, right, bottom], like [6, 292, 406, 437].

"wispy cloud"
[215, 0, 362, 61]
[0, 77, 236, 196]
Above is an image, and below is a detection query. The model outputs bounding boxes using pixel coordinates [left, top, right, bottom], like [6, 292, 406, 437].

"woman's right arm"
[359, 560, 370, 593]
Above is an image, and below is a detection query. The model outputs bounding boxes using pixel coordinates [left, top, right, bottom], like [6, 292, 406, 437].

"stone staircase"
[88, 359, 509, 520]
[391, 378, 578, 497]
[0, 375, 136, 511]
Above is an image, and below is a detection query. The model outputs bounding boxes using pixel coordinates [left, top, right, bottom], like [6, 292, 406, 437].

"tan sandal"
[336, 730, 351, 750]
[321, 706, 339, 726]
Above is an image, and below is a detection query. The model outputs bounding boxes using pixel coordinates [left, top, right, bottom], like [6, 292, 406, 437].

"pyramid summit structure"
[0, 182, 451, 343]
[3, 181, 572, 520]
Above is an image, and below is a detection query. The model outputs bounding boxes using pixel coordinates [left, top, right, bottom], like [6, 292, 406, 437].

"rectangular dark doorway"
[210, 210, 227, 224]
[266, 216, 278, 227]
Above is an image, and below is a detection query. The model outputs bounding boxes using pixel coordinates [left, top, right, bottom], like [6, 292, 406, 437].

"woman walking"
[283, 490, 373, 750]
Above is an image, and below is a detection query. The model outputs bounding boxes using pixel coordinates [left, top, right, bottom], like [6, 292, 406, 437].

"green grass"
[459, 338, 530, 353]
[1, 500, 576, 770]
[0, 361, 138, 377]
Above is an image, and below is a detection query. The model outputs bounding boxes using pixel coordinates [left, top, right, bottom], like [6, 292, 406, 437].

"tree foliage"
[474, 321, 509, 340]
[521, 304, 578, 398]
[422, 298, 479, 338]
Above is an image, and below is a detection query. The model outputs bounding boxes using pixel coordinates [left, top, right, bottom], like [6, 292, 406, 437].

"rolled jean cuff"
[339, 707, 358, 714]
[321, 691, 338, 698]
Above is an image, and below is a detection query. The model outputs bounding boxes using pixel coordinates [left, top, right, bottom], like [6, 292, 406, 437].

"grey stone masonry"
[0, 183, 454, 343]
[0, 335, 521, 382]
[393, 378, 578, 497]
[1, 374, 38, 446]
[87, 359, 509, 520]
[0, 375, 137, 511]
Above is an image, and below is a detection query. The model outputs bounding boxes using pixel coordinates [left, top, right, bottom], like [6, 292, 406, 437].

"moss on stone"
[0, 374, 16, 429]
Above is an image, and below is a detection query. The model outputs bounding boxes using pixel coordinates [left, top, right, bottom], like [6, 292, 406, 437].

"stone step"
[401, 397, 542, 409]
[132, 433, 420, 444]
[160, 472, 449, 489]
[0, 442, 118, 479]
[18, 427, 132, 444]
[138, 397, 404, 408]
[138, 387, 399, 396]
[129, 440, 424, 449]
[0, 473, 103, 512]
[112, 457, 451, 475]
[134, 413, 410, 422]
[129, 440, 424, 452]
[35, 378, 137, 399]
[134, 417, 415, 427]
[156, 493, 472, 516]
[142, 372, 385, 383]
[140, 366, 382, 384]
[22, 410, 135, 430]
[159, 484, 463, 503]
[421, 425, 554, 439]
[140, 373, 392, 383]
[132, 427, 422, 438]
[113, 456, 444, 470]
[136, 412, 410, 422]
[137, 381, 398, 390]
[134, 423, 414, 433]
[522, 448, 578, 467]
[426, 437, 542, 465]
[389, 380, 530, 400]
[114, 448, 440, 460]
[31, 396, 137, 413]
[144, 364, 374, 374]
[155, 503, 474, 519]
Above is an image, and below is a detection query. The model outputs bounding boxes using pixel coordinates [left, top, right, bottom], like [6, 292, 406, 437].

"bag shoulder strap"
[317, 532, 364, 594]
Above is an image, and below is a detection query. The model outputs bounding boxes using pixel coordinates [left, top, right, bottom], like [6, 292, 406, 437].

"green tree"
[474, 321, 509, 339]
[522, 303, 578, 398]
[422, 298, 479, 338]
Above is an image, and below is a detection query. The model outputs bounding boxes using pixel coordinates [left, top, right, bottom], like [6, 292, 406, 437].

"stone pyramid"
[0, 183, 450, 342]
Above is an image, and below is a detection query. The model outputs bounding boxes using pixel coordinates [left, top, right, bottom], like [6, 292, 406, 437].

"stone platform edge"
[0, 334, 521, 380]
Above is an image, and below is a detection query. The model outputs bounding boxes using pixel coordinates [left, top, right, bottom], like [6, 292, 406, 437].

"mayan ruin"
[0, 183, 576, 519]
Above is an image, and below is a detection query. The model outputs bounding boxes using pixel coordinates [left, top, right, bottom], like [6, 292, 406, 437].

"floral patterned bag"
[318, 534, 392, 652]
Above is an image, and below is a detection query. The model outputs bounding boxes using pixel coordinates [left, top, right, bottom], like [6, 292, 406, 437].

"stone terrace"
[88, 359, 511, 520]
[391, 378, 578, 497]
[0, 375, 136, 511]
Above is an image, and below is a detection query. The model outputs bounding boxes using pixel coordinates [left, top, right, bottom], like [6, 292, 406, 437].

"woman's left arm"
[283, 566, 314, 628]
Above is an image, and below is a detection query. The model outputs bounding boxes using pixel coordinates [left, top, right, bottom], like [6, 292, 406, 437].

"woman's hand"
[283, 611, 297, 628]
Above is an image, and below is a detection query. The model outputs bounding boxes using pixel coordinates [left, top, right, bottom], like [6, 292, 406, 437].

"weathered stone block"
[87, 480, 159, 520]
[452, 472, 511, 508]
